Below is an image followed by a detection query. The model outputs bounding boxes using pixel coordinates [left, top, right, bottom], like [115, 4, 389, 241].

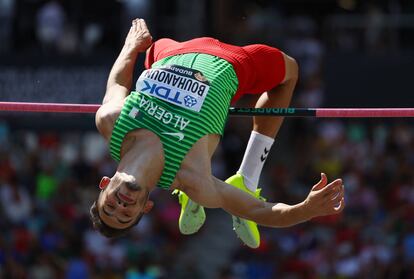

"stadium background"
[1, 0, 414, 278]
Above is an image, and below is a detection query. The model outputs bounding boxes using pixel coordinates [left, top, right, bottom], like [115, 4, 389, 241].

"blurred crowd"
[1, 0, 414, 278]
[220, 118, 414, 279]
[0, 0, 144, 55]
[1, 117, 414, 278]
[0, 128, 185, 278]
[1, 0, 414, 56]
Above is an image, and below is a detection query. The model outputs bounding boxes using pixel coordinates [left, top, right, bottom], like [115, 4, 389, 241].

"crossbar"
[1, 101, 414, 118]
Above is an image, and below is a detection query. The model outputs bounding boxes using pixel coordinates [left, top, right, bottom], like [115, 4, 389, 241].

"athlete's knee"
[282, 53, 299, 84]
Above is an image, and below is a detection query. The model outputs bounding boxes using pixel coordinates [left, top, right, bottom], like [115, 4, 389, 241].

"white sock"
[238, 131, 274, 192]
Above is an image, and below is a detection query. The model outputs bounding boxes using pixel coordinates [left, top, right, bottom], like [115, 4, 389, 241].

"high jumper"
[12, 18, 343, 249]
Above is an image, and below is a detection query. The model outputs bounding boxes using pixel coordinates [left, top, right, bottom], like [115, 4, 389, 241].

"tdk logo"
[136, 68, 210, 112]
[140, 80, 182, 105]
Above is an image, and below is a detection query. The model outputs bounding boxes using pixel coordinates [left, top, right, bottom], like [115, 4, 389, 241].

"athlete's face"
[96, 176, 153, 229]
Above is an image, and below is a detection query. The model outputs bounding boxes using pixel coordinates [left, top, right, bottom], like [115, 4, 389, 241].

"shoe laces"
[172, 190, 184, 204]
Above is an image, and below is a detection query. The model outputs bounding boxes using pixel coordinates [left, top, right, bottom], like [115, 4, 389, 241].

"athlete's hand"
[303, 173, 345, 219]
[124, 18, 153, 53]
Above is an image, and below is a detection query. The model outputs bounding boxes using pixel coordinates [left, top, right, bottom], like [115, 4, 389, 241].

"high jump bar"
[0, 101, 414, 118]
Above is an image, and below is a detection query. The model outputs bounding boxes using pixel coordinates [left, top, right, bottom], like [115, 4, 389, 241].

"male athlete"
[90, 19, 345, 245]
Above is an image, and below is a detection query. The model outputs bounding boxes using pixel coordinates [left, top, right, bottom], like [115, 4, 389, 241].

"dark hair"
[89, 201, 143, 238]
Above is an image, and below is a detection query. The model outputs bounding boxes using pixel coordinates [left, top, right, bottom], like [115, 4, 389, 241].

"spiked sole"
[179, 198, 206, 235]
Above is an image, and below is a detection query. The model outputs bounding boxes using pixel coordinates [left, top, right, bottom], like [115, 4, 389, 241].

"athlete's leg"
[253, 54, 298, 135]
[239, 53, 298, 191]
[231, 53, 298, 248]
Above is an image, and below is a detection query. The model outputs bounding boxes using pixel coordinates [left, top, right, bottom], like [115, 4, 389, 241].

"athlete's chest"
[119, 130, 161, 157]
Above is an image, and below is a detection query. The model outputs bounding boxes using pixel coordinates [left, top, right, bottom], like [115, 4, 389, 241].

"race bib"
[136, 65, 210, 112]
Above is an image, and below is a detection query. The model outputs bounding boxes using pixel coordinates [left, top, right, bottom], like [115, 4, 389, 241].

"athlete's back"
[145, 37, 286, 102]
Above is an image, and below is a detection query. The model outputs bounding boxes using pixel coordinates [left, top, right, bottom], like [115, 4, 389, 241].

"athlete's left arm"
[182, 173, 344, 228]
[103, 18, 152, 104]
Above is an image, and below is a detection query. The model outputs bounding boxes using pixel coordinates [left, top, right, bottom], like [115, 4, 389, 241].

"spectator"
[0, 0, 15, 53]
[36, 0, 66, 53]
[0, 177, 32, 224]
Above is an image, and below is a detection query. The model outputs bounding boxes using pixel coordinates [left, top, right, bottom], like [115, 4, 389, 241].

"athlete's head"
[90, 175, 153, 238]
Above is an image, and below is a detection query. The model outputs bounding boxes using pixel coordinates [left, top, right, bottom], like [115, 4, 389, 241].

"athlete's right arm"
[103, 18, 152, 104]
[96, 19, 152, 140]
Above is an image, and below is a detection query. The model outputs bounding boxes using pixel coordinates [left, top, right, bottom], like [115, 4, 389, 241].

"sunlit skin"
[94, 18, 346, 231]
[96, 130, 161, 229]
[97, 175, 153, 229]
